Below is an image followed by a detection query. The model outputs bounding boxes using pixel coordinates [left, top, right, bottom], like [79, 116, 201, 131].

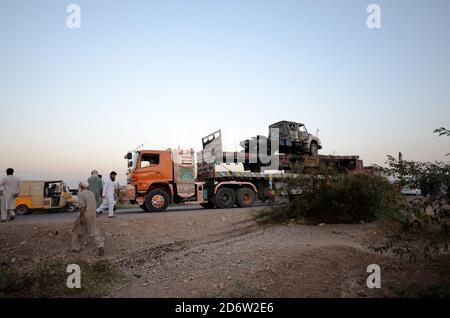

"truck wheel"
[236, 187, 256, 208]
[310, 142, 319, 157]
[214, 187, 235, 209]
[145, 189, 170, 212]
[15, 205, 30, 216]
[139, 203, 149, 212]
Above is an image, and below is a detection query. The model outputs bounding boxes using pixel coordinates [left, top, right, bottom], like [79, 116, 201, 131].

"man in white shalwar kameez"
[97, 171, 117, 218]
[0, 168, 21, 222]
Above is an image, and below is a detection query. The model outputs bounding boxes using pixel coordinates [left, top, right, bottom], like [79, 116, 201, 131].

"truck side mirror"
[126, 152, 132, 160]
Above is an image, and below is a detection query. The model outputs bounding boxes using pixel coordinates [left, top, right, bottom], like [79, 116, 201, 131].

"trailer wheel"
[15, 204, 30, 216]
[145, 189, 170, 212]
[236, 187, 256, 208]
[214, 187, 236, 209]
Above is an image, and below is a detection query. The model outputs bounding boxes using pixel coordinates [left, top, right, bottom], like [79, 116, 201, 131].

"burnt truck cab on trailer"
[270, 121, 322, 157]
[240, 120, 322, 158]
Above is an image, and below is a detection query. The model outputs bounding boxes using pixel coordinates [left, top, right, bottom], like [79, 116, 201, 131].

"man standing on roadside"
[87, 170, 103, 210]
[71, 181, 104, 256]
[0, 168, 21, 223]
[97, 171, 117, 218]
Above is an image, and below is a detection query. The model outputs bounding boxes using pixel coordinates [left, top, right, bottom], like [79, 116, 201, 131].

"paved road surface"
[12, 203, 269, 223]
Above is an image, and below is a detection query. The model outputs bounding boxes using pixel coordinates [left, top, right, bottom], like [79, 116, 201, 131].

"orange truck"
[121, 131, 277, 212]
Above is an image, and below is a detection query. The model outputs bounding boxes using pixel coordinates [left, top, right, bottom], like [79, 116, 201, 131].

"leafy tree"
[373, 129, 450, 261]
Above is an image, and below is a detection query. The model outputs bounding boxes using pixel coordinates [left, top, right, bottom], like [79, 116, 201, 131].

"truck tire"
[214, 187, 236, 209]
[236, 187, 256, 208]
[15, 204, 30, 216]
[145, 189, 170, 212]
[310, 142, 319, 157]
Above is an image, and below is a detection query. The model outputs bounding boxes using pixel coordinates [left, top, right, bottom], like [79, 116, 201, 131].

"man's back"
[0, 175, 21, 195]
[88, 175, 102, 190]
[88, 175, 102, 198]
[78, 189, 97, 216]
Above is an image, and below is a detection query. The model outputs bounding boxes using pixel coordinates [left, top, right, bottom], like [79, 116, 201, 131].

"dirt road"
[0, 206, 440, 297]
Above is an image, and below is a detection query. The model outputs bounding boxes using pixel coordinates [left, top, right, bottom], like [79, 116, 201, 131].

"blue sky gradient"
[1, 0, 449, 187]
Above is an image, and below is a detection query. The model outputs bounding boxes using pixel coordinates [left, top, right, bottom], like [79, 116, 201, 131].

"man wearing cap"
[97, 171, 117, 218]
[71, 181, 104, 256]
[87, 170, 103, 209]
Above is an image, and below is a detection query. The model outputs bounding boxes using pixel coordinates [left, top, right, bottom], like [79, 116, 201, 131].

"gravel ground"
[0, 206, 444, 297]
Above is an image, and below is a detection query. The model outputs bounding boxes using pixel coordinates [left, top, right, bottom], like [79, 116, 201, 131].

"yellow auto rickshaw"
[15, 180, 76, 215]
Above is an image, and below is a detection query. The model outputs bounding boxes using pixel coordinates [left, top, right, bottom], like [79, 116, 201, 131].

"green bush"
[256, 174, 402, 224]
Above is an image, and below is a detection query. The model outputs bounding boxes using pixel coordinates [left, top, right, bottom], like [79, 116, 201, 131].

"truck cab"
[124, 149, 207, 212]
[127, 150, 173, 192]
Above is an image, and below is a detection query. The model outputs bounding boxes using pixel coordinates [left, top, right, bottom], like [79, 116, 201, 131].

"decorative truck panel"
[173, 148, 196, 198]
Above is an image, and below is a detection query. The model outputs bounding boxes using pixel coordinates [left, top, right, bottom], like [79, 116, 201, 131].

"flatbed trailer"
[196, 162, 283, 208]
[218, 152, 363, 173]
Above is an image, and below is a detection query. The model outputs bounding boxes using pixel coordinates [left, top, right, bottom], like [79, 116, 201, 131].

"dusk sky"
[1, 0, 449, 187]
